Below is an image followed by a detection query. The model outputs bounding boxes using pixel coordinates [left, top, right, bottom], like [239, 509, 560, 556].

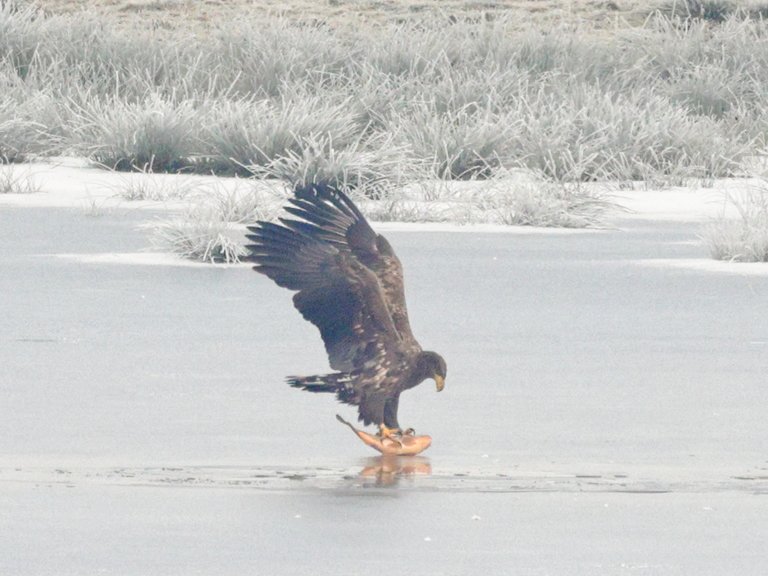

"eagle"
[245, 184, 447, 439]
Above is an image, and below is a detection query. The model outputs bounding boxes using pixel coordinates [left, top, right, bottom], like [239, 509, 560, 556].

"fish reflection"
[358, 455, 432, 487]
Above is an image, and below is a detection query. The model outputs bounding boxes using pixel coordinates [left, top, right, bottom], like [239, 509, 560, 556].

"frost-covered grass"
[112, 173, 198, 201]
[0, 165, 41, 194]
[152, 213, 247, 264]
[200, 96, 365, 177]
[0, 95, 53, 163]
[475, 179, 613, 228]
[651, 0, 768, 23]
[150, 182, 285, 263]
[253, 133, 414, 199]
[357, 171, 614, 228]
[3, 2, 768, 188]
[6, 0, 768, 243]
[704, 186, 768, 261]
[149, 171, 614, 263]
[70, 97, 200, 173]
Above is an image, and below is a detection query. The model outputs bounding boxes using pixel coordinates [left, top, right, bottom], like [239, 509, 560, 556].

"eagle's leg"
[380, 398, 403, 441]
[378, 423, 402, 437]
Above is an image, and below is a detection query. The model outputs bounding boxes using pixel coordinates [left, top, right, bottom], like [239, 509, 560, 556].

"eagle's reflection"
[358, 455, 432, 487]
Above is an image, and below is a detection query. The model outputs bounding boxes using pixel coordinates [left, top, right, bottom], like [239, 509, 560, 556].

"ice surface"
[1, 174, 767, 574]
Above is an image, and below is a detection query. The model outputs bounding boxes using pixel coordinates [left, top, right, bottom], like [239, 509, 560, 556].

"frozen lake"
[1, 203, 767, 574]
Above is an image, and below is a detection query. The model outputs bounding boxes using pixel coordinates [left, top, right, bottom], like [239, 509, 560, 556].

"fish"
[336, 414, 432, 455]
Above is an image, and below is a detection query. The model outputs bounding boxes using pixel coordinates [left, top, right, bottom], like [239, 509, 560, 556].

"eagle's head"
[417, 351, 447, 392]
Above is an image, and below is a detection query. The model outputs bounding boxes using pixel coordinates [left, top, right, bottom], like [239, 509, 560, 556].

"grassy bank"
[4, 0, 768, 259]
[3, 1, 768, 185]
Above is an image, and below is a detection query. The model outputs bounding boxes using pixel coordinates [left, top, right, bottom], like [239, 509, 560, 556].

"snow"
[370, 221, 600, 233]
[2, 160, 767, 575]
[615, 187, 733, 221]
[639, 258, 768, 276]
[52, 252, 250, 267]
[0, 158, 753, 223]
[0, 158, 265, 211]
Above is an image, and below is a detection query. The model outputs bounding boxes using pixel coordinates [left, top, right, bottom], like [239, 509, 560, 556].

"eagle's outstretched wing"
[245, 184, 419, 372]
[285, 185, 419, 352]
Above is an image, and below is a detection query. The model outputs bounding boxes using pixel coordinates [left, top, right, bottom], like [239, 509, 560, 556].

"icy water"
[1, 206, 767, 574]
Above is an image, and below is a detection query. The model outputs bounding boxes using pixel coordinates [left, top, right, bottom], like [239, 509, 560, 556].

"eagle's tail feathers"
[287, 373, 355, 399]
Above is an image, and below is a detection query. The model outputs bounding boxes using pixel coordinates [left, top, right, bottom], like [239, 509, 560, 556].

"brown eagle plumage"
[245, 184, 446, 435]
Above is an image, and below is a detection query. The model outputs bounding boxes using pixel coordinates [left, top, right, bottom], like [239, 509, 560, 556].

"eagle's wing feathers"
[245, 188, 400, 372]
[292, 186, 420, 352]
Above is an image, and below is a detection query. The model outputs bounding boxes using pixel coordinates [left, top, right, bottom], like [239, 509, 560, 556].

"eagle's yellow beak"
[434, 374, 445, 392]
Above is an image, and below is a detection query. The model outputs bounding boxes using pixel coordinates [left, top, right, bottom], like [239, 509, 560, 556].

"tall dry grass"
[3, 0, 768, 254]
[3, 2, 768, 186]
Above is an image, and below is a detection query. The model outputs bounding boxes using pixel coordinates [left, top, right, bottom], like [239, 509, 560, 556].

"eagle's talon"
[378, 424, 402, 442]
